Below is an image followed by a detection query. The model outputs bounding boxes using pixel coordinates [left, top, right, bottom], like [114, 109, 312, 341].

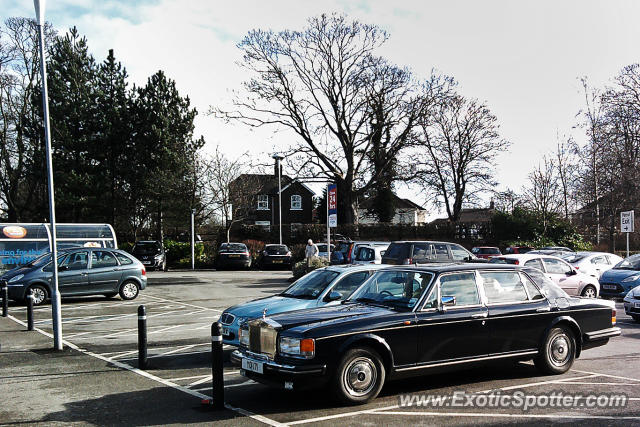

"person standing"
[305, 239, 319, 270]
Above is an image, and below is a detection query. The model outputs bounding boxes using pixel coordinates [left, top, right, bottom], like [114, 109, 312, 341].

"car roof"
[495, 253, 564, 261]
[389, 240, 460, 245]
[324, 264, 387, 273]
[379, 263, 526, 273]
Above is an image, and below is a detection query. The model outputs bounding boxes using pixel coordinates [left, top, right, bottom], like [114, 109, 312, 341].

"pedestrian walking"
[305, 239, 319, 271]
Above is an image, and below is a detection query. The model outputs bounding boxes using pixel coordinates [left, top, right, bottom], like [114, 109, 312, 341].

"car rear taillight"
[243, 251, 250, 256]
[402, 258, 413, 265]
[514, 260, 519, 265]
[612, 309, 617, 326]
[141, 266, 146, 276]
[575, 266, 579, 269]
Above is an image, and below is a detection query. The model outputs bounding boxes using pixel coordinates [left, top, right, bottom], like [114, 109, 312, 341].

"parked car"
[599, 254, 640, 299]
[317, 243, 334, 260]
[471, 246, 501, 259]
[353, 245, 388, 265]
[0, 248, 146, 305]
[381, 241, 480, 265]
[540, 246, 575, 253]
[560, 252, 623, 279]
[622, 284, 640, 322]
[231, 263, 619, 404]
[528, 249, 574, 257]
[489, 254, 599, 298]
[350, 242, 390, 264]
[220, 264, 386, 346]
[216, 243, 251, 270]
[504, 246, 534, 254]
[259, 244, 292, 269]
[331, 240, 388, 265]
[132, 240, 167, 271]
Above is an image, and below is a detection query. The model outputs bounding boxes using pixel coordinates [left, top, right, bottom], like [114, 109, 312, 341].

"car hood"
[266, 303, 395, 331]
[225, 295, 318, 319]
[600, 268, 640, 282]
[0, 265, 35, 280]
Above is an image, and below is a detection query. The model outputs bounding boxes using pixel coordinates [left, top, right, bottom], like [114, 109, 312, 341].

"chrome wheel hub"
[122, 283, 137, 298]
[549, 335, 570, 366]
[583, 288, 596, 298]
[343, 357, 377, 397]
[31, 288, 45, 305]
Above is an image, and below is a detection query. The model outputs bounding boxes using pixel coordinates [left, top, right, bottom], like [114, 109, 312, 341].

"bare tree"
[411, 87, 509, 222]
[522, 156, 563, 234]
[492, 188, 522, 213]
[204, 147, 252, 243]
[214, 14, 425, 224]
[554, 135, 580, 219]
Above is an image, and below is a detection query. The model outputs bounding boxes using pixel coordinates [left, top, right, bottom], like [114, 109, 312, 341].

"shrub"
[242, 239, 266, 266]
[292, 257, 329, 280]
[164, 239, 206, 268]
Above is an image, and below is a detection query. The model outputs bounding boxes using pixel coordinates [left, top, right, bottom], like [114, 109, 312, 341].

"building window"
[257, 195, 269, 210]
[291, 194, 302, 210]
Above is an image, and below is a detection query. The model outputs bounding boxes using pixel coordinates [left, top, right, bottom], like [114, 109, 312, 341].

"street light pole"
[272, 154, 284, 245]
[34, 0, 62, 350]
[191, 209, 195, 270]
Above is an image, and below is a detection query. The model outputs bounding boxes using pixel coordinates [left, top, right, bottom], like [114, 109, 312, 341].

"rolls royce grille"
[248, 320, 277, 358]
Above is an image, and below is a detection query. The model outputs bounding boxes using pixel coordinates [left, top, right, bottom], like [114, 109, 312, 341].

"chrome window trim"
[394, 350, 538, 372]
[433, 270, 482, 309]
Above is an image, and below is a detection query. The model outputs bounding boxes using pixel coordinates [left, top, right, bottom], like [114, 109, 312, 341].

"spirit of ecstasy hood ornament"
[262, 307, 267, 319]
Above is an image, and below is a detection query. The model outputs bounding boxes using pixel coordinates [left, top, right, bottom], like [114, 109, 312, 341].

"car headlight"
[8, 274, 24, 283]
[622, 275, 640, 283]
[238, 326, 249, 347]
[278, 336, 315, 359]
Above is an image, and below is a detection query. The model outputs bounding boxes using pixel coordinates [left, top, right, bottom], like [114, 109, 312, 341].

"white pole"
[326, 183, 330, 262]
[34, 0, 62, 350]
[277, 158, 282, 245]
[191, 209, 195, 270]
[627, 232, 630, 258]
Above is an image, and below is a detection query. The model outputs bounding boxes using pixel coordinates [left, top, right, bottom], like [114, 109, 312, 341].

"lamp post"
[272, 154, 284, 245]
[34, 0, 62, 350]
[191, 209, 196, 270]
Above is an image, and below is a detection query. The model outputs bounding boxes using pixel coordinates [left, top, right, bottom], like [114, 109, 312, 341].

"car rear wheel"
[28, 284, 48, 306]
[119, 281, 139, 300]
[581, 285, 597, 298]
[332, 347, 385, 405]
[535, 326, 575, 375]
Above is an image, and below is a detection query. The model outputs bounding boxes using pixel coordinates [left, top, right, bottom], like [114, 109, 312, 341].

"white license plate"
[602, 284, 617, 290]
[272, 260, 283, 264]
[242, 358, 264, 374]
[635, 302, 640, 309]
[222, 327, 230, 336]
[142, 261, 151, 265]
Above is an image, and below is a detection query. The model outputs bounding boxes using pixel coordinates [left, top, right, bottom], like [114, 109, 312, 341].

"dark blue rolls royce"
[231, 264, 620, 404]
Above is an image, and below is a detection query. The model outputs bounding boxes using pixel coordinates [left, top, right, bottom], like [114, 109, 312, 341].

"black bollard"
[138, 305, 147, 370]
[211, 322, 224, 410]
[26, 294, 34, 331]
[2, 284, 8, 317]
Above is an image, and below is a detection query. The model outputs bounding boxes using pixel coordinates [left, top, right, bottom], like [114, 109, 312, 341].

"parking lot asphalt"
[1, 269, 639, 426]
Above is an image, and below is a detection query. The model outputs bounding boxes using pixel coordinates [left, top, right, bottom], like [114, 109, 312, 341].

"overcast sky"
[3, 0, 639, 216]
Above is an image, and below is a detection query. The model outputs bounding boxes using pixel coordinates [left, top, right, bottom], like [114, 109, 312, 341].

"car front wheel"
[28, 284, 48, 306]
[581, 285, 597, 298]
[119, 281, 139, 300]
[332, 347, 385, 405]
[535, 326, 575, 375]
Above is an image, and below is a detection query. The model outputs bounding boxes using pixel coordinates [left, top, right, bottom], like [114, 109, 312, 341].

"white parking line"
[6, 315, 284, 427]
[155, 344, 201, 357]
[559, 381, 640, 386]
[189, 375, 212, 386]
[573, 369, 640, 383]
[142, 294, 223, 312]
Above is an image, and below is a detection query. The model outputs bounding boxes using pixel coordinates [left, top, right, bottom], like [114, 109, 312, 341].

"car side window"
[422, 285, 438, 309]
[524, 258, 544, 270]
[543, 258, 572, 274]
[439, 272, 479, 306]
[449, 244, 470, 261]
[479, 271, 529, 304]
[115, 253, 133, 265]
[433, 243, 450, 261]
[358, 248, 375, 261]
[61, 251, 89, 270]
[521, 274, 544, 300]
[332, 271, 370, 299]
[412, 243, 431, 261]
[91, 251, 118, 269]
[591, 256, 606, 265]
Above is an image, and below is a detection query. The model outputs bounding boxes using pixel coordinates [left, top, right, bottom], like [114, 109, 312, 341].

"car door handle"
[536, 306, 551, 312]
[471, 313, 488, 319]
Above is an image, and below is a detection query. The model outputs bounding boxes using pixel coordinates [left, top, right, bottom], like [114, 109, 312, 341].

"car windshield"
[384, 243, 410, 259]
[523, 267, 569, 299]
[614, 255, 640, 270]
[281, 269, 340, 299]
[219, 243, 246, 252]
[334, 242, 351, 254]
[264, 245, 288, 255]
[133, 242, 161, 252]
[474, 247, 500, 254]
[561, 253, 587, 263]
[349, 270, 434, 311]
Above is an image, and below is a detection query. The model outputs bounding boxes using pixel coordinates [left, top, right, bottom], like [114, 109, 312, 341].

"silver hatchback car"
[0, 248, 147, 305]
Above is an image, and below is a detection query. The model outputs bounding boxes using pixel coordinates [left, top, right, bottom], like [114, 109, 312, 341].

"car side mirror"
[567, 270, 577, 276]
[439, 295, 456, 312]
[325, 290, 342, 302]
[58, 265, 68, 272]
